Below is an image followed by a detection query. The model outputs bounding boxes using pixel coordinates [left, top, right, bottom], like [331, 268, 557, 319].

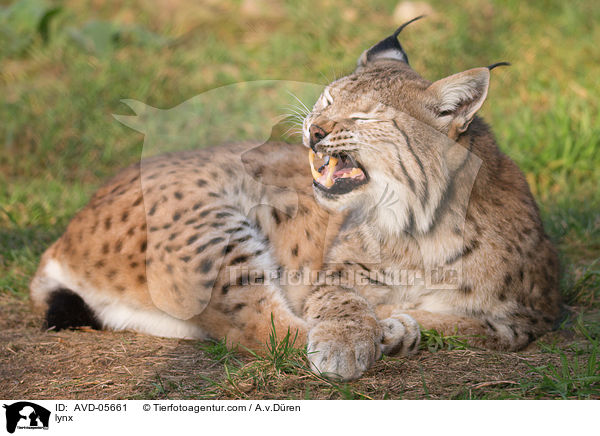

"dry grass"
[2, 294, 591, 400]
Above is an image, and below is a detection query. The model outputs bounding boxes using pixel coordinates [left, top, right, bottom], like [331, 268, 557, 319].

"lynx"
[30, 18, 561, 380]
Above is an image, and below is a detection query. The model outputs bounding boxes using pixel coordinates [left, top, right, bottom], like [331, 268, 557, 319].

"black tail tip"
[44, 288, 101, 331]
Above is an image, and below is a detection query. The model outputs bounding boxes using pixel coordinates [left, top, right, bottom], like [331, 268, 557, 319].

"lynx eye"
[316, 93, 332, 110]
[349, 113, 377, 123]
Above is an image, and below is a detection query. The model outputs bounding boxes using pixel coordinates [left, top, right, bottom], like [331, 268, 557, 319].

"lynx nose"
[309, 124, 329, 150]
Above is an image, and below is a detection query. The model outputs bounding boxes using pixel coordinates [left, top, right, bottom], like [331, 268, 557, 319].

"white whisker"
[286, 90, 311, 115]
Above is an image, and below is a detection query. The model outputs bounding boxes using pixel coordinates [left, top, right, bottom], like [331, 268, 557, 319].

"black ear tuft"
[487, 61, 511, 70]
[359, 15, 425, 67]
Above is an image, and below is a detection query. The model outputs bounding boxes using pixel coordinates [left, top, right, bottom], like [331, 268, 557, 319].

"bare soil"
[0, 293, 579, 400]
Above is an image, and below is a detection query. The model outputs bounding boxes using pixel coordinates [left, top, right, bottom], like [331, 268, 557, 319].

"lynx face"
[303, 59, 487, 235]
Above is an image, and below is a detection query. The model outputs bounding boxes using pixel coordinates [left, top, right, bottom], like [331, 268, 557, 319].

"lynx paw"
[380, 313, 421, 356]
[307, 319, 382, 381]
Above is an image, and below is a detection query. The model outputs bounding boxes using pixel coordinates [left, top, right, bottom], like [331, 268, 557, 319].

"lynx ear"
[427, 64, 508, 138]
[357, 16, 424, 68]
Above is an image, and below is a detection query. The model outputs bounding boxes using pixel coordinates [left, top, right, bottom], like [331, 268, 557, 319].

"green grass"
[419, 328, 472, 352]
[1, 0, 599, 399]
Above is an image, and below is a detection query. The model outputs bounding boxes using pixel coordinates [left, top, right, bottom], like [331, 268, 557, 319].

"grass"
[1, 0, 599, 399]
[526, 319, 600, 399]
[419, 328, 472, 352]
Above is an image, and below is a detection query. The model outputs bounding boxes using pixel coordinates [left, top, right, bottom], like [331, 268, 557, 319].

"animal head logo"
[3, 402, 50, 434]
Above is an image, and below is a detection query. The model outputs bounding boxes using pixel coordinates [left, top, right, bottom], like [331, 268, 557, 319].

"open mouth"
[308, 150, 368, 195]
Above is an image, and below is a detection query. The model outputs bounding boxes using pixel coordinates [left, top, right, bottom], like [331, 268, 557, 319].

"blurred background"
[1, 0, 599, 309]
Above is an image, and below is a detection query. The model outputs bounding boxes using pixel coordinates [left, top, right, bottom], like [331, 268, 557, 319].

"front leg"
[303, 283, 420, 380]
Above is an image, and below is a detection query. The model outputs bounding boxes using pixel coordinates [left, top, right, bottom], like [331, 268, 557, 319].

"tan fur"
[30, 30, 561, 380]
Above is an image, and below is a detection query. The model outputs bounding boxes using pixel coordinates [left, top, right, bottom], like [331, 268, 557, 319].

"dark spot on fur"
[504, 274, 512, 286]
[140, 241, 147, 253]
[102, 242, 109, 254]
[291, 244, 299, 257]
[459, 284, 472, 294]
[195, 237, 225, 254]
[186, 234, 200, 245]
[174, 191, 183, 200]
[198, 259, 213, 274]
[121, 211, 129, 222]
[271, 209, 281, 225]
[230, 255, 249, 265]
[203, 279, 216, 290]
[232, 303, 246, 312]
[104, 217, 112, 230]
[133, 196, 143, 206]
[485, 320, 497, 332]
